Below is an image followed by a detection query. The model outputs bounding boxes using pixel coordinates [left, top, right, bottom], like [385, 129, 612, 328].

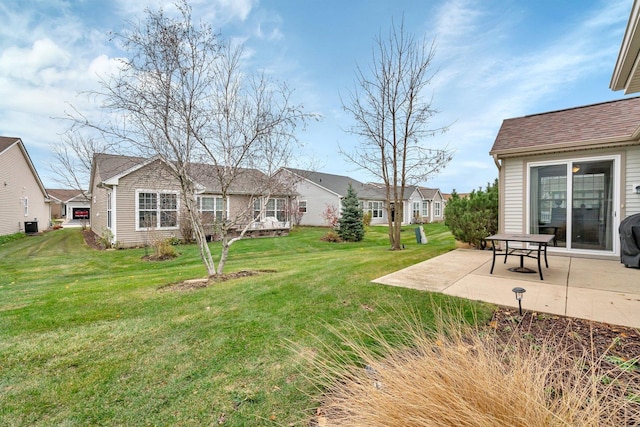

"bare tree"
[48, 132, 112, 198]
[67, 1, 312, 276]
[341, 18, 452, 250]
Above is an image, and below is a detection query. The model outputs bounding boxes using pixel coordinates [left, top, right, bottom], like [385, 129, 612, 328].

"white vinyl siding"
[503, 159, 525, 233]
[0, 141, 49, 236]
[627, 146, 640, 216]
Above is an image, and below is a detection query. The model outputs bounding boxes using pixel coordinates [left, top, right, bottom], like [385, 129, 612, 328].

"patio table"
[484, 233, 555, 280]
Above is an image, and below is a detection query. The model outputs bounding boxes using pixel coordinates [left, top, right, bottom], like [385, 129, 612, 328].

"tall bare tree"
[341, 18, 452, 250]
[67, 0, 312, 276]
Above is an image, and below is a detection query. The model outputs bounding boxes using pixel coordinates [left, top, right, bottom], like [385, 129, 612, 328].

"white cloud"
[0, 39, 70, 81]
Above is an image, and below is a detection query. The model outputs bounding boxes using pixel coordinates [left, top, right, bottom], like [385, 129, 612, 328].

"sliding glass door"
[529, 157, 617, 253]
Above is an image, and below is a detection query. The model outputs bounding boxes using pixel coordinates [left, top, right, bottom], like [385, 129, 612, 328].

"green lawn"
[0, 224, 493, 426]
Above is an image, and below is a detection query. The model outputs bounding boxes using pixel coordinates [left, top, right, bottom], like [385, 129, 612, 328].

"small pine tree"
[338, 184, 365, 242]
[444, 179, 498, 249]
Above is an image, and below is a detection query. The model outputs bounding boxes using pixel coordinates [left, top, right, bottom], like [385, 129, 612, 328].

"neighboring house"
[413, 187, 446, 223]
[281, 168, 387, 226]
[282, 168, 444, 226]
[490, 97, 640, 258]
[0, 137, 50, 236]
[89, 153, 291, 248]
[47, 189, 90, 221]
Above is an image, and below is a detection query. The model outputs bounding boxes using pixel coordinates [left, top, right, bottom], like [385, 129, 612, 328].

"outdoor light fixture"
[512, 287, 526, 316]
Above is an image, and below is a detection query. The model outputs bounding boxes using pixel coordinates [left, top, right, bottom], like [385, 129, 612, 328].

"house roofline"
[4, 138, 49, 199]
[281, 167, 344, 198]
[490, 135, 640, 159]
[102, 155, 164, 186]
[611, 0, 640, 93]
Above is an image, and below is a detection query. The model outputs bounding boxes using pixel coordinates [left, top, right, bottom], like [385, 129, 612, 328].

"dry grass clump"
[310, 309, 639, 426]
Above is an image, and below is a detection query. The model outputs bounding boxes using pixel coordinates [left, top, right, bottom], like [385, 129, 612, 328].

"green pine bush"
[444, 179, 498, 249]
[338, 184, 365, 242]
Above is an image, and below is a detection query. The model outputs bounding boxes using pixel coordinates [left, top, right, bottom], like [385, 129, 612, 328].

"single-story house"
[281, 167, 444, 226]
[407, 186, 446, 224]
[490, 97, 640, 258]
[89, 153, 292, 248]
[487, 1, 640, 260]
[47, 189, 90, 221]
[0, 136, 50, 236]
[280, 168, 386, 226]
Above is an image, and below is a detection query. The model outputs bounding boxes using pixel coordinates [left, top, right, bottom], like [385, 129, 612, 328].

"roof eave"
[490, 136, 640, 159]
[611, 0, 640, 93]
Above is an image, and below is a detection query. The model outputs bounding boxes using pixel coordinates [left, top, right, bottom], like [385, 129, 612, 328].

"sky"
[0, 0, 634, 193]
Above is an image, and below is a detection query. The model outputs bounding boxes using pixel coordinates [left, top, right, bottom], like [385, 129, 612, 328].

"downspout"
[492, 153, 504, 234]
[111, 186, 117, 245]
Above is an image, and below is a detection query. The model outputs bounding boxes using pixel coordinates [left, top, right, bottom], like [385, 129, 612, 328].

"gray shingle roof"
[491, 97, 640, 156]
[0, 136, 19, 153]
[285, 168, 386, 200]
[46, 189, 88, 202]
[93, 153, 271, 194]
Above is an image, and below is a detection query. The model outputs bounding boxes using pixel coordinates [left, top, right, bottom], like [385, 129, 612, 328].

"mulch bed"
[158, 270, 278, 291]
[83, 229, 102, 250]
[491, 307, 640, 369]
[490, 307, 640, 422]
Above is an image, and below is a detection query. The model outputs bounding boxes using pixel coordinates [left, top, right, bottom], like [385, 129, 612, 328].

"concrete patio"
[373, 249, 640, 328]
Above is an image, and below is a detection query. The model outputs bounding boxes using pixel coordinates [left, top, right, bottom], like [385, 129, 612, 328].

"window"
[422, 201, 429, 216]
[23, 197, 28, 216]
[253, 198, 262, 220]
[367, 201, 383, 218]
[434, 201, 441, 217]
[412, 201, 421, 219]
[198, 195, 224, 223]
[137, 191, 178, 229]
[266, 198, 287, 222]
[107, 191, 112, 228]
[298, 200, 307, 213]
[529, 158, 616, 252]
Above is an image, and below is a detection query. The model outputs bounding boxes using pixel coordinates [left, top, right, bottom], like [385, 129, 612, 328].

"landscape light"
[512, 287, 526, 316]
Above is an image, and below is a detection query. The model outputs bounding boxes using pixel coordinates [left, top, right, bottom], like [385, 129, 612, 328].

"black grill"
[620, 213, 640, 268]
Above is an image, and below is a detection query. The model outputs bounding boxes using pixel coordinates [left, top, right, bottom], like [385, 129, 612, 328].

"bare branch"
[341, 16, 452, 249]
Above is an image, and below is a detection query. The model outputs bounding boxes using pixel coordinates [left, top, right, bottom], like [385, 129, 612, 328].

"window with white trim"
[422, 200, 429, 216]
[137, 191, 178, 229]
[298, 200, 307, 213]
[23, 197, 28, 216]
[367, 201, 383, 218]
[412, 201, 421, 219]
[434, 201, 441, 217]
[198, 195, 224, 224]
[266, 198, 287, 222]
[253, 198, 262, 220]
[107, 191, 112, 228]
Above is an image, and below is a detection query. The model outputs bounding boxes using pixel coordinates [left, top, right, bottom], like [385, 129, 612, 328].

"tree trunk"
[184, 194, 217, 277]
[217, 234, 231, 276]
[391, 202, 403, 250]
